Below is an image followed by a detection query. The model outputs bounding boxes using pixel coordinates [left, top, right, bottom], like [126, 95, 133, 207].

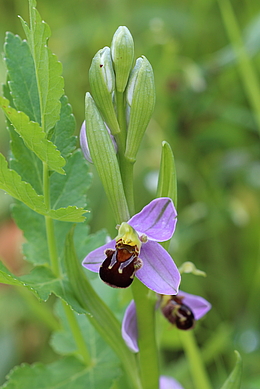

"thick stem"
[178, 330, 212, 389]
[132, 279, 159, 389]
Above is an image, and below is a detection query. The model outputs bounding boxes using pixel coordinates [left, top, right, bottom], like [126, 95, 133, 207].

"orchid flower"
[122, 291, 211, 352]
[80, 120, 117, 163]
[82, 197, 180, 294]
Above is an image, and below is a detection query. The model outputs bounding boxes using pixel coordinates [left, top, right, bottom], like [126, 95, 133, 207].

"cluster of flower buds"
[80, 26, 156, 223]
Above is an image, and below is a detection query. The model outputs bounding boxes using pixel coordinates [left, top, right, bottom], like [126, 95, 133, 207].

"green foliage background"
[0, 0, 260, 388]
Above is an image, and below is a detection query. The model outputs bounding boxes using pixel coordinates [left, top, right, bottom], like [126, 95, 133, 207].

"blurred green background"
[0, 0, 260, 388]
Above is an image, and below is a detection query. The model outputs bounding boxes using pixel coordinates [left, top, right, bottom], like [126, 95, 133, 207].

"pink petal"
[136, 241, 180, 295]
[82, 239, 116, 272]
[121, 300, 139, 353]
[80, 121, 93, 163]
[177, 290, 211, 320]
[128, 198, 177, 242]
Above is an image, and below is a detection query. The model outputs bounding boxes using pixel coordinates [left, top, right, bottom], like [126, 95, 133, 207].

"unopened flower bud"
[125, 56, 156, 163]
[85, 93, 129, 222]
[89, 47, 120, 135]
[80, 121, 117, 164]
[111, 26, 134, 92]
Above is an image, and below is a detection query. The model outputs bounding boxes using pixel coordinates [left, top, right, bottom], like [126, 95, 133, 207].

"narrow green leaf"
[20, 3, 64, 133]
[0, 355, 120, 389]
[4, 32, 41, 123]
[64, 227, 142, 389]
[157, 141, 178, 250]
[157, 141, 177, 208]
[0, 97, 65, 174]
[220, 351, 242, 389]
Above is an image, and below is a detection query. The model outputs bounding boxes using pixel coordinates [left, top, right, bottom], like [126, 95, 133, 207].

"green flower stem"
[120, 158, 135, 217]
[178, 330, 212, 389]
[61, 301, 92, 366]
[115, 90, 135, 216]
[131, 279, 159, 389]
[218, 0, 260, 133]
[43, 162, 60, 277]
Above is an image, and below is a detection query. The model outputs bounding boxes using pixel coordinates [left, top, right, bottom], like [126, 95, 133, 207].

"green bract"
[125, 56, 156, 163]
[85, 93, 129, 223]
[89, 46, 120, 135]
[157, 141, 177, 207]
[111, 26, 134, 93]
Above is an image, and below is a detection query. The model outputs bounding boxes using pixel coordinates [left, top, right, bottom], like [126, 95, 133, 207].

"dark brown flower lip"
[99, 245, 142, 288]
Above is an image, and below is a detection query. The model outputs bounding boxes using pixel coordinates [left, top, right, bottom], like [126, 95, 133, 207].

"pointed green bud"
[125, 56, 156, 163]
[89, 47, 120, 135]
[111, 26, 134, 92]
[85, 93, 129, 223]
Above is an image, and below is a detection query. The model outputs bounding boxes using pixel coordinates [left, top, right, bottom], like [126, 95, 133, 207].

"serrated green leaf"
[0, 153, 86, 222]
[50, 150, 90, 209]
[0, 355, 120, 389]
[20, 4, 64, 133]
[48, 206, 87, 222]
[0, 262, 85, 313]
[0, 97, 65, 174]
[220, 351, 242, 389]
[8, 125, 43, 194]
[2, 82, 43, 194]
[0, 261, 29, 288]
[51, 95, 77, 158]
[10, 149, 92, 267]
[4, 32, 41, 123]
[0, 153, 47, 212]
[12, 204, 48, 266]
[5, 94, 76, 194]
